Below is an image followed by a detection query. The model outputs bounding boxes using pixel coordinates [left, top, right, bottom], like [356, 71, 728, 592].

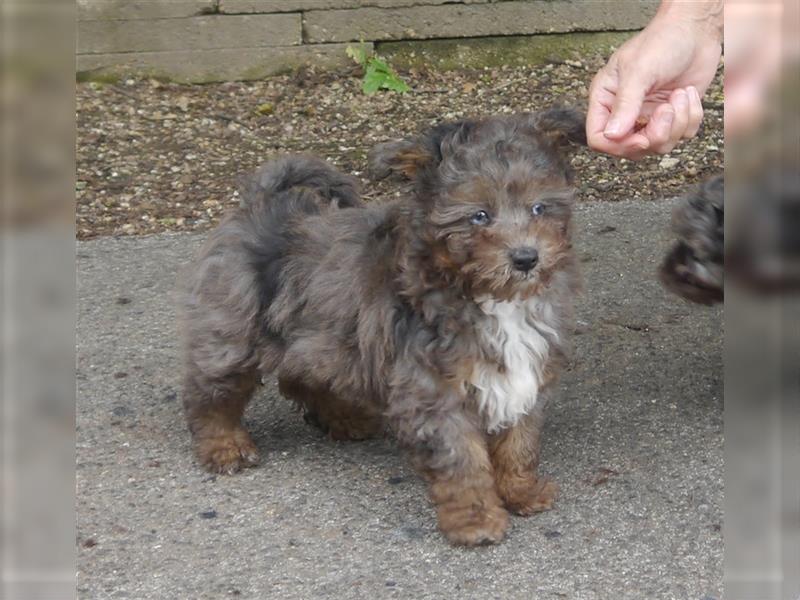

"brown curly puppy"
[180, 109, 585, 546]
[660, 174, 724, 305]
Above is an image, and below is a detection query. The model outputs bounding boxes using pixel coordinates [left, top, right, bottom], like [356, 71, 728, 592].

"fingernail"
[604, 119, 621, 137]
[675, 89, 688, 107]
[661, 109, 675, 125]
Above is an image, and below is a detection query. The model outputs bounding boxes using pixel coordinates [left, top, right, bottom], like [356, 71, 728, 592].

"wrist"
[652, 0, 723, 43]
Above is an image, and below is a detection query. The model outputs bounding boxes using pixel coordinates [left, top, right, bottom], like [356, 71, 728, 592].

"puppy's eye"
[532, 203, 546, 216]
[470, 210, 491, 226]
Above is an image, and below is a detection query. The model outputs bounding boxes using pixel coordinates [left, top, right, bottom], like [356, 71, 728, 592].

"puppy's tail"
[181, 156, 361, 380]
[240, 155, 362, 214]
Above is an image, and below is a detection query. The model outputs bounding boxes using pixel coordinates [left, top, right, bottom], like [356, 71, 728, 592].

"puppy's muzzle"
[510, 247, 539, 272]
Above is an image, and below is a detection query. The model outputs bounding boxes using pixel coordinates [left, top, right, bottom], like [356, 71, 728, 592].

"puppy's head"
[370, 108, 586, 300]
[659, 175, 724, 305]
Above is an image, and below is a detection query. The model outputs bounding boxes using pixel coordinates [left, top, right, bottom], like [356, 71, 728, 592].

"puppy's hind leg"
[183, 366, 260, 475]
[279, 377, 382, 441]
[180, 230, 267, 474]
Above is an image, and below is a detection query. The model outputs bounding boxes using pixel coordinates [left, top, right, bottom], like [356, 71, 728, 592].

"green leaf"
[345, 42, 368, 66]
[369, 57, 391, 72]
[382, 73, 410, 93]
[354, 51, 410, 95]
[362, 63, 385, 95]
[369, 57, 410, 93]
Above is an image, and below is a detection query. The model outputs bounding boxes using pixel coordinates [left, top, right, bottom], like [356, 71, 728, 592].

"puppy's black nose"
[510, 247, 539, 272]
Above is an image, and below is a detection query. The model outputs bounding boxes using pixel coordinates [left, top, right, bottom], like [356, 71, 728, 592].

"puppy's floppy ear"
[531, 107, 587, 148]
[368, 139, 432, 181]
[429, 119, 476, 160]
[368, 120, 476, 181]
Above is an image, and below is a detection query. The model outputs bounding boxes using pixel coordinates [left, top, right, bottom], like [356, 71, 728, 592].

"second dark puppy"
[181, 109, 585, 546]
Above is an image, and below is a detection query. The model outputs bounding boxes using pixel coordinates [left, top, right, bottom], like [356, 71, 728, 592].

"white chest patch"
[469, 297, 559, 433]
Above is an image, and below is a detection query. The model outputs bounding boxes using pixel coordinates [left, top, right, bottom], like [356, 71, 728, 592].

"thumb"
[604, 73, 648, 140]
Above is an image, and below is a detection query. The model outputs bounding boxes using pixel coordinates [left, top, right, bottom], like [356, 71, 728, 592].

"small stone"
[659, 157, 680, 169]
[387, 476, 404, 485]
[392, 525, 425, 540]
[544, 530, 562, 539]
[256, 103, 274, 115]
[199, 510, 217, 519]
[592, 181, 613, 192]
[111, 405, 134, 417]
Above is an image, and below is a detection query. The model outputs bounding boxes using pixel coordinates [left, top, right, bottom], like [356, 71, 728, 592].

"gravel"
[76, 58, 723, 239]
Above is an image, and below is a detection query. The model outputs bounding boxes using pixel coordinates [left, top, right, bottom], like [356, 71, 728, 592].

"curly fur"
[660, 174, 724, 304]
[180, 110, 585, 545]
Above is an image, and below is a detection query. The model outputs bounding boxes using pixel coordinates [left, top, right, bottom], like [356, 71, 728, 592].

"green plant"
[346, 43, 410, 95]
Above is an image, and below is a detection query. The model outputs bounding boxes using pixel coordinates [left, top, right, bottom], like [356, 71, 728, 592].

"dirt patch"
[76, 59, 723, 239]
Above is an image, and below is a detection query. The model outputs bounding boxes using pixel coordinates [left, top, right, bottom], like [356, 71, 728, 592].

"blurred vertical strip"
[724, 1, 800, 599]
[1, 0, 76, 597]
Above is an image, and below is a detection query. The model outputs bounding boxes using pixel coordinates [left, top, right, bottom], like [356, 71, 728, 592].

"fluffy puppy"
[659, 175, 724, 304]
[180, 109, 585, 546]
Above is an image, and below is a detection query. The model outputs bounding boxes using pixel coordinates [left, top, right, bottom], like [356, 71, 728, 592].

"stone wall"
[77, 0, 658, 82]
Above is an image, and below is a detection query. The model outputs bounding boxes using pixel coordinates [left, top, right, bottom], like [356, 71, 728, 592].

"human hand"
[586, 2, 722, 159]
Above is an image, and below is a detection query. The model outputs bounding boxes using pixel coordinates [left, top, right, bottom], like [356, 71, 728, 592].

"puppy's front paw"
[499, 476, 558, 516]
[194, 429, 260, 475]
[437, 502, 509, 546]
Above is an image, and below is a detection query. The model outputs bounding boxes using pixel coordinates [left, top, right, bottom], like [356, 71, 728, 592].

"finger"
[587, 70, 652, 158]
[604, 71, 648, 140]
[641, 103, 675, 151]
[587, 75, 649, 157]
[586, 78, 611, 151]
[651, 89, 689, 154]
[668, 88, 690, 143]
[590, 129, 652, 158]
[684, 85, 704, 138]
